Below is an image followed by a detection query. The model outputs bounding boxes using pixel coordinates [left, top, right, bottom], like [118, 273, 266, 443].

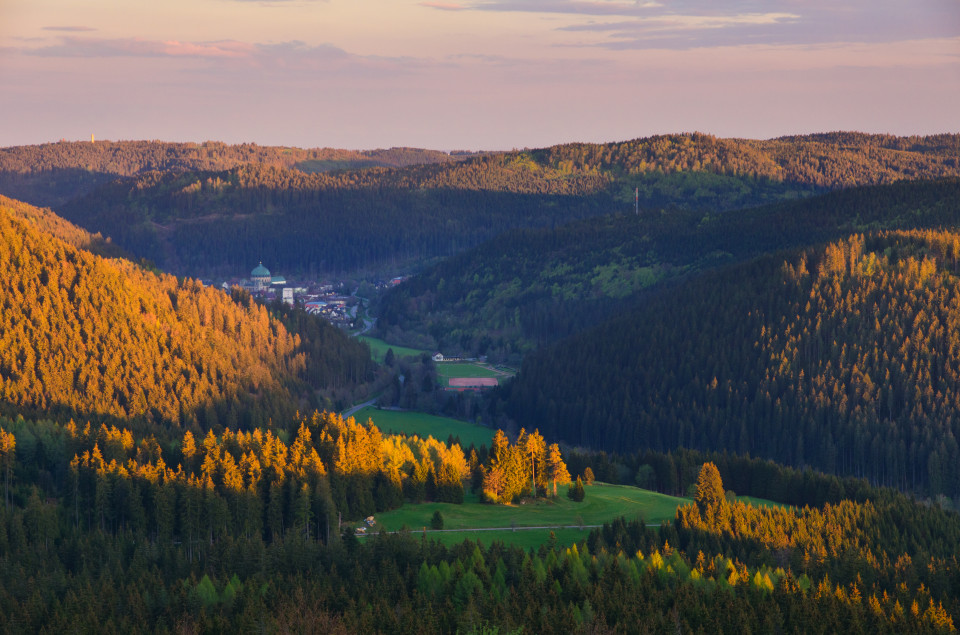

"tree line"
[0, 413, 958, 632]
[18, 133, 960, 277]
[375, 179, 960, 361]
[504, 230, 960, 499]
[0, 199, 377, 433]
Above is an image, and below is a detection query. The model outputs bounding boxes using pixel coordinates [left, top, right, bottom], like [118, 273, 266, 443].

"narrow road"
[341, 398, 377, 419]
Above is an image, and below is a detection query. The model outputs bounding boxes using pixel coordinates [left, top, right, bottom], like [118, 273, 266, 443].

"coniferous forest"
[504, 230, 960, 498]
[3, 133, 959, 276]
[2, 135, 960, 632]
[375, 179, 960, 359]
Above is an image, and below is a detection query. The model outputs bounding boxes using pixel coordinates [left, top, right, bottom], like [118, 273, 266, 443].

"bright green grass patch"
[434, 362, 506, 380]
[354, 407, 495, 448]
[361, 527, 597, 550]
[368, 485, 686, 533]
[358, 336, 430, 363]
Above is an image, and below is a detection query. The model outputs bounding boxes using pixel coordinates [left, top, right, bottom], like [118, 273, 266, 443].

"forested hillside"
[10, 133, 960, 276]
[0, 194, 126, 259]
[2, 415, 958, 634]
[0, 198, 376, 431]
[0, 140, 459, 208]
[504, 230, 960, 499]
[376, 179, 960, 359]
[57, 163, 612, 276]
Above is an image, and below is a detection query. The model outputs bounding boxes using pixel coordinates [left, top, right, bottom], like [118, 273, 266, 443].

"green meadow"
[358, 336, 430, 363]
[366, 485, 687, 534]
[353, 487, 785, 548]
[370, 527, 598, 550]
[353, 406, 495, 448]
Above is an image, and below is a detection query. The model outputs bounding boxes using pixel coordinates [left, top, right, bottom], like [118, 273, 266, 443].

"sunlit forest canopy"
[0, 198, 376, 432]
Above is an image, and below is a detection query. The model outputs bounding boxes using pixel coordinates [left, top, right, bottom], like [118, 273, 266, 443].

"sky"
[1, 0, 958, 150]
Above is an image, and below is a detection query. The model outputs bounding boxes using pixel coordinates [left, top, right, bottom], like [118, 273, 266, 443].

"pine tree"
[0, 429, 14, 510]
[546, 443, 570, 497]
[568, 476, 585, 502]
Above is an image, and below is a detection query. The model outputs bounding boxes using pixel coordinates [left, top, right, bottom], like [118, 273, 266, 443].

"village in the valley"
[199, 262, 408, 329]
[199, 263, 514, 393]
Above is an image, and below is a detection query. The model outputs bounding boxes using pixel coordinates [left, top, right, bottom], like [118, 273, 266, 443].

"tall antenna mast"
[635, 187, 639, 215]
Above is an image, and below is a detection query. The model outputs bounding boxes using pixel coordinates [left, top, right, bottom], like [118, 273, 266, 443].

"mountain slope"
[0, 197, 375, 429]
[504, 230, 960, 498]
[29, 132, 960, 276]
[0, 140, 460, 208]
[376, 179, 960, 359]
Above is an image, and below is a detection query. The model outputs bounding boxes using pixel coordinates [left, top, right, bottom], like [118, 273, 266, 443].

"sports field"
[353, 406, 495, 448]
[434, 362, 505, 380]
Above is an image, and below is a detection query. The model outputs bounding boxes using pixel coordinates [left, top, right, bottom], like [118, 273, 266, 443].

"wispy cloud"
[420, 2, 467, 10]
[17, 36, 416, 78]
[42, 26, 97, 33]
[28, 37, 257, 59]
[224, 0, 330, 3]
[425, 0, 960, 49]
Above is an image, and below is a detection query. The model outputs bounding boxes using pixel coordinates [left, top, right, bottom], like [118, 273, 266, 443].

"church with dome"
[251, 262, 271, 291]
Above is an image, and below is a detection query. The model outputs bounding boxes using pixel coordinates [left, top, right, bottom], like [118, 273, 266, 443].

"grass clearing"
[354, 407, 495, 448]
[358, 336, 430, 363]
[368, 485, 686, 534]
[365, 527, 597, 550]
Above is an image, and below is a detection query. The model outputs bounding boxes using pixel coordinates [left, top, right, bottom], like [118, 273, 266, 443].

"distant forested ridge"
[0, 140, 460, 208]
[6, 133, 960, 276]
[504, 230, 960, 499]
[57, 163, 613, 276]
[0, 198, 376, 432]
[376, 179, 960, 359]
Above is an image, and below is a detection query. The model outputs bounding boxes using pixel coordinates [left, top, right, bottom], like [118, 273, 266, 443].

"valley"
[1, 134, 959, 632]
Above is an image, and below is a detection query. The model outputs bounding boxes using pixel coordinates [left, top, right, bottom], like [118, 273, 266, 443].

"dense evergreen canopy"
[0, 198, 375, 432]
[5, 133, 959, 276]
[506, 230, 960, 499]
[376, 179, 960, 359]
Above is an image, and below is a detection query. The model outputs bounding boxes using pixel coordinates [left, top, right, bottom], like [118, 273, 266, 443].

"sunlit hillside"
[0, 197, 374, 430]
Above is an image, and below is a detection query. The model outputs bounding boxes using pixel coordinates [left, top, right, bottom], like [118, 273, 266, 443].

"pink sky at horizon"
[1, 0, 958, 151]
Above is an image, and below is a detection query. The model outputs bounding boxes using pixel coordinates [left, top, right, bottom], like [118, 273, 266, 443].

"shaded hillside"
[38, 132, 960, 277]
[376, 179, 960, 359]
[0, 140, 459, 208]
[0, 194, 126, 259]
[504, 230, 960, 498]
[58, 163, 617, 276]
[0, 198, 375, 430]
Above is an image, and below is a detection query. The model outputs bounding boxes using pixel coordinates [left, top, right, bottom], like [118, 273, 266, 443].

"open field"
[355, 487, 785, 548]
[364, 527, 600, 550]
[434, 362, 506, 380]
[354, 406, 495, 448]
[367, 485, 687, 533]
[358, 336, 430, 363]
